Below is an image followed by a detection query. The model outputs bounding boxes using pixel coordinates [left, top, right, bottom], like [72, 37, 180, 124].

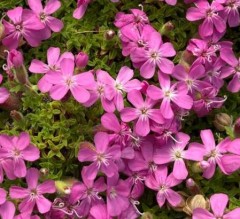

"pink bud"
[75, 52, 89, 68]
[200, 161, 210, 170]
[186, 178, 195, 188]
[8, 49, 23, 68]
[234, 117, 240, 138]
[140, 80, 149, 94]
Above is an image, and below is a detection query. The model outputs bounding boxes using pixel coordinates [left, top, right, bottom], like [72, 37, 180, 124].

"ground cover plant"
[0, 0, 240, 218]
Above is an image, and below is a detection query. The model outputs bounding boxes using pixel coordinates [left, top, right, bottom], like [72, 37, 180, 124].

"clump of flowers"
[0, 0, 240, 218]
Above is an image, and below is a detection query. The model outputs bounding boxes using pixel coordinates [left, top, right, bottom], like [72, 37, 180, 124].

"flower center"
[159, 185, 168, 192]
[15, 24, 23, 32]
[110, 188, 117, 199]
[97, 85, 104, 95]
[40, 13, 47, 21]
[140, 107, 148, 115]
[65, 77, 74, 88]
[115, 82, 123, 91]
[206, 9, 216, 17]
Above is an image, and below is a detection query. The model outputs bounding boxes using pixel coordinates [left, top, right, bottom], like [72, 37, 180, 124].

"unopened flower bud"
[0, 21, 5, 40]
[160, 21, 174, 35]
[75, 52, 89, 68]
[105, 29, 115, 40]
[55, 178, 77, 195]
[183, 195, 210, 215]
[199, 161, 210, 170]
[8, 49, 23, 67]
[186, 178, 201, 195]
[213, 113, 232, 131]
[186, 178, 195, 188]
[234, 117, 240, 138]
[141, 212, 153, 219]
[40, 168, 49, 176]
[179, 50, 195, 67]
[10, 110, 23, 121]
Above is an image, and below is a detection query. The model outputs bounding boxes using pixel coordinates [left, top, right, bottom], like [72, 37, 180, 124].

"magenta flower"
[114, 9, 149, 30]
[28, 0, 63, 39]
[82, 70, 115, 112]
[70, 167, 106, 217]
[0, 188, 15, 219]
[221, 138, 240, 174]
[220, 0, 240, 27]
[128, 140, 159, 175]
[193, 193, 240, 219]
[101, 112, 131, 146]
[90, 204, 110, 219]
[220, 48, 240, 93]
[131, 31, 176, 78]
[0, 132, 40, 178]
[192, 82, 226, 117]
[120, 24, 156, 56]
[73, 0, 91, 20]
[45, 58, 94, 103]
[78, 132, 121, 180]
[0, 158, 15, 183]
[120, 90, 164, 136]
[29, 47, 74, 93]
[154, 132, 204, 180]
[187, 38, 218, 64]
[147, 74, 193, 119]
[145, 166, 183, 207]
[106, 174, 131, 217]
[0, 75, 10, 104]
[10, 168, 56, 214]
[2, 7, 45, 49]
[186, 0, 226, 37]
[102, 66, 142, 111]
[172, 63, 206, 92]
[190, 130, 231, 179]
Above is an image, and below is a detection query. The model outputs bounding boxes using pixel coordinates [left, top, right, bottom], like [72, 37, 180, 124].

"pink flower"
[2, 7, 45, 49]
[187, 38, 218, 64]
[172, 63, 206, 92]
[101, 112, 131, 146]
[186, 0, 226, 37]
[0, 75, 10, 104]
[221, 138, 240, 173]
[193, 193, 240, 219]
[0, 132, 40, 178]
[73, 0, 91, 20]
[90, 204, 111, 219]
[128, 139, 159, 175]
[28, 0, 63, 40]
[29, 47, 74, 93]
[120, 24, 156, 56]
[102, 66, 142, 111]
[78, 132, 121, 180]
[192, 82, 226, 117]
[0, 188, 15, 219]
[190, 130, 231, 179]
[45, 58, 94, 103]
[154, 132, 204, 180]
[145, 166, 183, 207]
[220, 48, 240, 93]
[220, 0, 240, 27]
[147, 73, 193, 119]
[82, 70, 115, 112]
[106, 174, 131, 217]
[131, 31, 176, 78]
[68, 167, 106, 217]
[165, 0, 177, 6]
[10, 168, 56, 214]
[114, 9, 149, 30]
[120, 90, 164, 136]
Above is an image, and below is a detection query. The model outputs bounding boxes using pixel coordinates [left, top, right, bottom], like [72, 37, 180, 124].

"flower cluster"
[2, 0, 63, 49]
[0, 0, 239, 218]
